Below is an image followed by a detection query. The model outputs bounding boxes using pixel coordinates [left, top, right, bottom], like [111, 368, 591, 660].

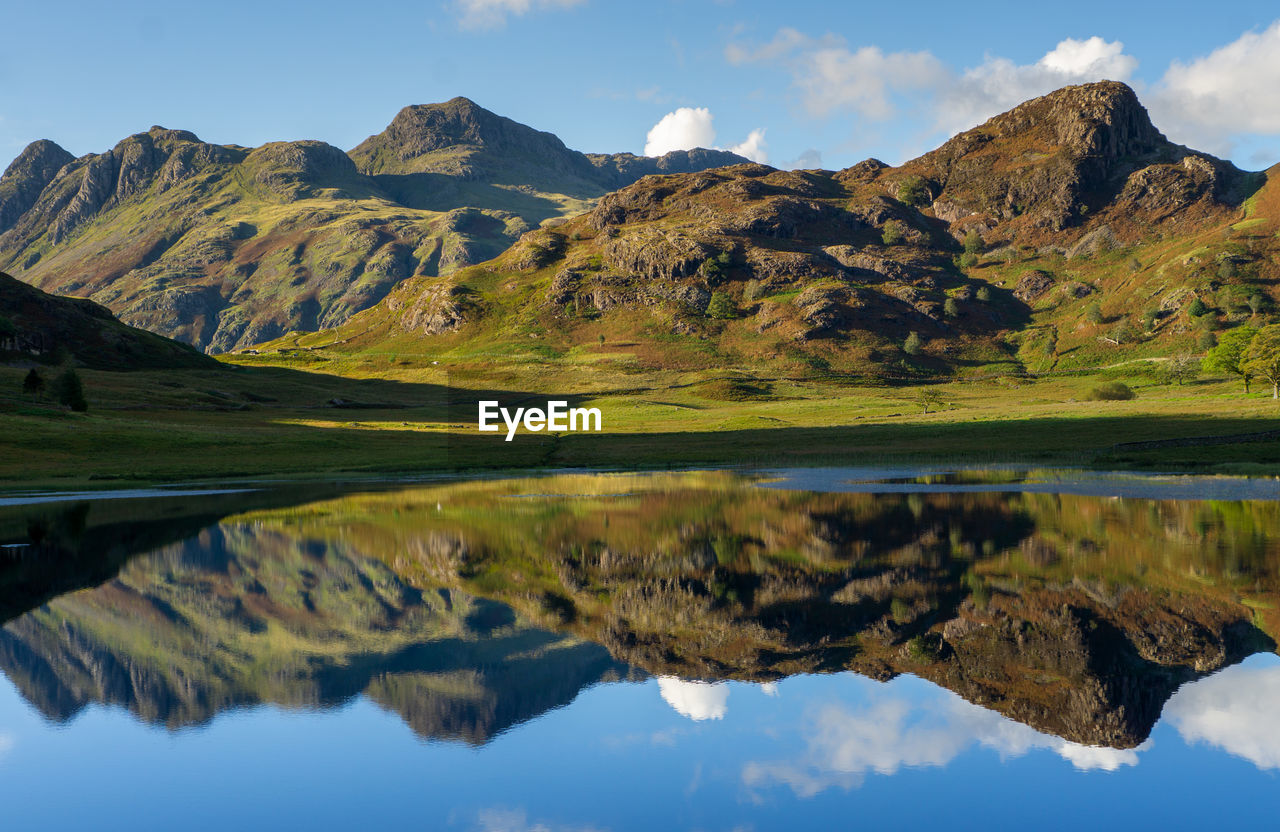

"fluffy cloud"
[742, 688, 1140, 798]
[644, 108, 717, 157]
[644, 109, 768, 163]
[1149, 21, 1280, 155]
[728, 30, 1136, 136]
[657, 677, 729, 721]
[1163, 660, 1280, 769]
[453, 0, 585, 30]
[729, 128, 768, 163]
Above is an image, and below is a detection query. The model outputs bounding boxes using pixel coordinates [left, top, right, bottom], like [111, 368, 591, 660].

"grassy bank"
[3, 354, 1280, 488]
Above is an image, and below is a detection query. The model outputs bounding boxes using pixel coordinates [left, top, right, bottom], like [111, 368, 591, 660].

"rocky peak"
[902, 81, 1236, 232]
[349, 96, 577, 176]
[0, 140, 75, 233]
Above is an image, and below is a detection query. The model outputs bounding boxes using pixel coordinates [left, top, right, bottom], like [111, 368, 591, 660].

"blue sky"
[5, 0, 1280, 174]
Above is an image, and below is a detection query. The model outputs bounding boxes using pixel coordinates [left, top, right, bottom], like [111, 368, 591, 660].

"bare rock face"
[0, 140, 75, 234]
[382, 279, 473, 334]
[602, 228, 712, 281]
[1013, 270, 1055, 302]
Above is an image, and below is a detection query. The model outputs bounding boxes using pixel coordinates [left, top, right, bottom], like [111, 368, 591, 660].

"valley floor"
[1, 357, 1279, 487]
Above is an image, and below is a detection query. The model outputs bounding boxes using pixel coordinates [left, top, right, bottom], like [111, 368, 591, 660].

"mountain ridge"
[0, 99, 747, 353]
[292, 81, 1275, 381]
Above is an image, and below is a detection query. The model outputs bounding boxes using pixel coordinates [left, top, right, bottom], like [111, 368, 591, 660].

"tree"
[1199, 329, 1218, 351]
[53, 369, 87, 412]
[903, 331, 924, 355]
[1203, 326, 1258, 392]
[700, 251, 733, 283]
[1249, 293, 1267, 317]
[882, 220, 906, 246]
[897, 175, 928, 206]
[1243, 324, 1280, 399]
[1188, 298, 1207, 317]
[1163, 353, 1200, 385]
[22, 368, 44, 399]
[976, 286, 992, 302]
[916, 388, 944, 414]
[1141, 307, 1159, 331]
[962, 231, 983, 256]
[706, 290, 737, 320]
[943, 297, 960, 318]
[1085, 302, 1104, 325]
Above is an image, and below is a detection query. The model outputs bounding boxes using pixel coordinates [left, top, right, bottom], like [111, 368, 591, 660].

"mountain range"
[289, 81, 1276, 378]
[0, 98, 744, 353]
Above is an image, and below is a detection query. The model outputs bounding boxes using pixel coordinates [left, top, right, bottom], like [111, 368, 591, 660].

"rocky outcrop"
[0, 140, 74, 234]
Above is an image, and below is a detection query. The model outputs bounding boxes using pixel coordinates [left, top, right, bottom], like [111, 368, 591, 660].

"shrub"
[958, 252, 978, 269]
[1188, 298, 1208, 317]
[743, 279, 763, 302]
[890, 598, 912, 624]
[903, 331, 924, 355]
[1085, 302, 1104, 325]
[943, 297, 960, 317]
[962, 231, 983, 256]
[700, 251, 733, 282]
[706, 290, 737, 320]
[1086, 381, 1136, 401]
[1218, 260, 1239, 280]
[976, 286, 992, 302]
[882, 220, 906, 246]
[53, 369, 87, 412]
[22, 368, 44, 398]
[897, 175, 928, 206]
[1199, 330, 1218, 350]
[1141, 308, 1159, 331]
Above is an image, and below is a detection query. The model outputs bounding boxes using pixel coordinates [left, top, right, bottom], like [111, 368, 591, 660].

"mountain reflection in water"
[1, 469, 1280, 828]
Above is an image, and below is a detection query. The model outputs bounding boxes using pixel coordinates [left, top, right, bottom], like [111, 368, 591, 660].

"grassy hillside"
[0, 100, 744, 353]
[274, 84, 1276, 390]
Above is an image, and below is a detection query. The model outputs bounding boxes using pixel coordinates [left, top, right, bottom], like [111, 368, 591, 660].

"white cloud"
[728, 30, 1136, 138]
[473, 808, 606, 832]
[657, 677, 729, 721]
[644, 108, 717, 157]
[1149, 21, 1280, 156]
[1164, 661, 1280, 769]
[729, 128, 768, 163]
[452, 0, 585, 30]
[742, 687, 1141, 798]
[644, 108, 768, 163]
[936, 37, 1138, 135]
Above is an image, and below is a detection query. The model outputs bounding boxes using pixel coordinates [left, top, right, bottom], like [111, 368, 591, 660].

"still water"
[1, 468, 1279, 829]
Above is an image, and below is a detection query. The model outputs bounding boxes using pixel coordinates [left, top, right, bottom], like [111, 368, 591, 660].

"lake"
[1, 468, 1279, 829]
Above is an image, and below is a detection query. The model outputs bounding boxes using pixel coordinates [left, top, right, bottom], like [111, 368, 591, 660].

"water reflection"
[0, 470, 1278, 767]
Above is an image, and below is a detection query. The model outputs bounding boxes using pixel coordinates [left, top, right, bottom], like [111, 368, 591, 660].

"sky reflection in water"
[0, 470, 1279, 829]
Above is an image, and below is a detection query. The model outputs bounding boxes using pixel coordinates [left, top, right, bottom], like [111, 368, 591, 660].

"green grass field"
[3, 354, 1279, 488]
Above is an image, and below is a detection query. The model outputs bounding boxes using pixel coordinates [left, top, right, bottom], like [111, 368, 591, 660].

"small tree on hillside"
[1085, 302, 1104, 325]
[897, 176, 929, 207]
[22, 368, 44, 399]
[963, 231, 983, 257]
[1243, 324, 1280, 399]
[917, 388, 944, 414]
[1204, 326, 1259, 392]
[1188, 298, 1208, 317]
[53, 369, 87, 413]
[882, 220, 906, 247]
[903, 331, 924, 356]
[706, 290, 738, 320]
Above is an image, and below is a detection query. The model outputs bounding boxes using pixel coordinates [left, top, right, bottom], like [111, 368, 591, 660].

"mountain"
[0, 99, 746, 353]
[297, 82, 1276, 379]
[0, 521, 637, 741]
[0, 269, 214, 369]
[208, 473, 1280, 749]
